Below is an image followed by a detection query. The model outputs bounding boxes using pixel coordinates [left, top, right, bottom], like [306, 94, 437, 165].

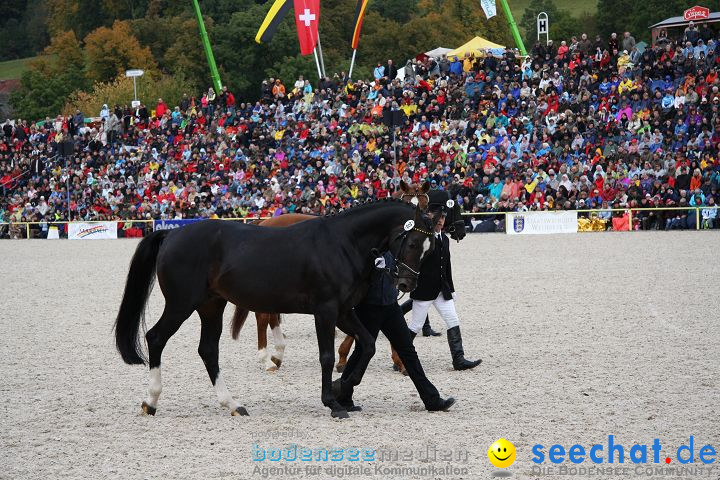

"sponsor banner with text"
[153, 219, 204, 231]
[506, 211, 578, 235]
[69, 222, 118, 240]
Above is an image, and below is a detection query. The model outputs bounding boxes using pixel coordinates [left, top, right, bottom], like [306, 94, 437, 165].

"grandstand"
[2, 25, 720, 237]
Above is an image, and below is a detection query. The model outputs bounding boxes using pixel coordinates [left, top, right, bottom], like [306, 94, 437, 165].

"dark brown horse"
[114, 200, 436, 418]
[250, 181, 429, 373]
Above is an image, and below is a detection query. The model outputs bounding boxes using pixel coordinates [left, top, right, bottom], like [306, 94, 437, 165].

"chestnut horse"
[252, 213, 317, 371]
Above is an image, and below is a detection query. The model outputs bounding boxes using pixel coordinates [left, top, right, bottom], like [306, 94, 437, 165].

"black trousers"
[340, 302, 440, 408]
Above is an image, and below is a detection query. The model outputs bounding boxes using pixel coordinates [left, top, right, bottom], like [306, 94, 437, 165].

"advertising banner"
[69, 222, 118, 240]
[153, 219, 204, 231]
[506, 211, 578, 235]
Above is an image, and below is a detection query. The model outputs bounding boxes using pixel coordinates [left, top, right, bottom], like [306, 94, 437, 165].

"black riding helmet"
[427, 189, 452, 215]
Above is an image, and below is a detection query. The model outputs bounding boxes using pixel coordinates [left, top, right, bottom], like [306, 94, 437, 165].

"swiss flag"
[293, 0, 320, 56]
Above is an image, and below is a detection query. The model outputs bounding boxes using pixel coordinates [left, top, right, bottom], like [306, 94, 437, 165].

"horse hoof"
[331, 409, 349, 419]
[336, 364, 345, 373]
[266, 365, 278, 372]
[141, 401, 156, 416]
[271, 356, 282, 368]
[231, 406, 249, 416]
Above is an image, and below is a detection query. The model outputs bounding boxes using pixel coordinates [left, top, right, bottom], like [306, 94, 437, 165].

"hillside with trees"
[5, 0, 688, 120]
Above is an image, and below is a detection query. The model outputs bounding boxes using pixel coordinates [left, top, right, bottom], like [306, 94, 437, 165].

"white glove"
[374, 257, 386, 269]
[452, 292, 457, 299]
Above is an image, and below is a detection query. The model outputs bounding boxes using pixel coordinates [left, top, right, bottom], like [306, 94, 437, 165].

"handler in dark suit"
[333, 251, 455, 412]
[408, 198, 482, 371]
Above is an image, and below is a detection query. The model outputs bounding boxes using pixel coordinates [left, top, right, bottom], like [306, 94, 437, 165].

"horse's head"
[388, 206, 435, 293]
[397, 180, 431, 210]
[445, 200, 466, 242]
[427, 189, 466, 242]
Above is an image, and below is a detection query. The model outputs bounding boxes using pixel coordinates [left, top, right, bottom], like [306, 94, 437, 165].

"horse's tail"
[231, 306, 250, 340]
[114, 229, 170, 365]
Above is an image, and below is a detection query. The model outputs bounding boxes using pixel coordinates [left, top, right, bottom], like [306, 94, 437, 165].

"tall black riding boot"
[422, 317, 442, 337]
[446, 326, 482, 370]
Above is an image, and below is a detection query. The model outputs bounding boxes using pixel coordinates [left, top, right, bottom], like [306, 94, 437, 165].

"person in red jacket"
[546, 92, 559, 115]
[155, 98, 168, 118]
[226, 89, 236, 115]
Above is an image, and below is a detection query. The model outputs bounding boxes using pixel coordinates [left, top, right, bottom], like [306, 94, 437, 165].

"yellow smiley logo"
[488, 438, 516, 468]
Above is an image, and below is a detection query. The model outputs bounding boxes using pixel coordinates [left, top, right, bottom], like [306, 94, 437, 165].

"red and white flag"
[293, 0, 320, 56]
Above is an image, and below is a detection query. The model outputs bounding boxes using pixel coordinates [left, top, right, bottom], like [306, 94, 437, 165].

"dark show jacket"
[362, 252, 399, 306]
[410, 233, 454, 301]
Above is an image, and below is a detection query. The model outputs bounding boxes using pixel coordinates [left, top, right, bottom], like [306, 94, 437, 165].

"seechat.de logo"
[531, 435, 716, 465]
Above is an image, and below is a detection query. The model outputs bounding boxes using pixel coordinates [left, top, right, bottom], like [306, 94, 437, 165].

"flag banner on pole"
[293, 0, 320, 55]
[480, 0, 496, 19]
[351, 0, 370, 49]
[255, 0, 293, 44]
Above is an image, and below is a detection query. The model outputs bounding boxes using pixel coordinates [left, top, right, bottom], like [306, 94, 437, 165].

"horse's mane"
[325, 197, 418, 218]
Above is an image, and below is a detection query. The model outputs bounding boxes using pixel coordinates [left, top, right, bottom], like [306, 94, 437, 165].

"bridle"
[387, 222, 434, 282]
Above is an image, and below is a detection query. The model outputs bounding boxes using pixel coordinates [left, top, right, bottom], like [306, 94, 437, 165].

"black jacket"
[362, 252, 398, 306]
[411, 233, 454, 301]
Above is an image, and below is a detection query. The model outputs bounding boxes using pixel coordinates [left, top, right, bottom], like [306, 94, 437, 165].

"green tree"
[371, 0, 419, 24]
[131, 15, 207, 90]
[47, 0, 150, 41]
[24, 0, 51, 53]
[10, 31, 88, 119]
[0, 0, 50, 60]
[102, 0, 150, 20]
[212, 4, 306, 97]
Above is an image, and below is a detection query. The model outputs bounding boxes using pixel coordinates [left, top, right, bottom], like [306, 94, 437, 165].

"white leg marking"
[145, 367, 162, 408]
[271, 325, 286, 361]
[258, 347, 276, 371]
[214, 371, 239, 410]
[257, 347, 267, 362]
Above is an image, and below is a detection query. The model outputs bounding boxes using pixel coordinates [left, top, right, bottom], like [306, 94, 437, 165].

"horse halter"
[389, 221, 434, 282]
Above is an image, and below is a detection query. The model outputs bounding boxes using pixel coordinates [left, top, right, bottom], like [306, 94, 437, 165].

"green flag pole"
[192, 0, 223, 92]
[497, 0, 527, 56]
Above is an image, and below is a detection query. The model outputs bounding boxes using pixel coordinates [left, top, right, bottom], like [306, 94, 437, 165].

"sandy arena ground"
[1, 232, 719, 480]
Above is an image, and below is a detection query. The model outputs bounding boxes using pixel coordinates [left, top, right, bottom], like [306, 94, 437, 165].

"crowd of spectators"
[3, 22, 720, 237]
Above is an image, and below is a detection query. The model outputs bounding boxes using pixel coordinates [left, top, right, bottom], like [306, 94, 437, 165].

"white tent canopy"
[424, 47, 452, 58]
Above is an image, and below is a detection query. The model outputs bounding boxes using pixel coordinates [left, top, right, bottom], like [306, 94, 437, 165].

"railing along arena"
[1, 207, 719, 239]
